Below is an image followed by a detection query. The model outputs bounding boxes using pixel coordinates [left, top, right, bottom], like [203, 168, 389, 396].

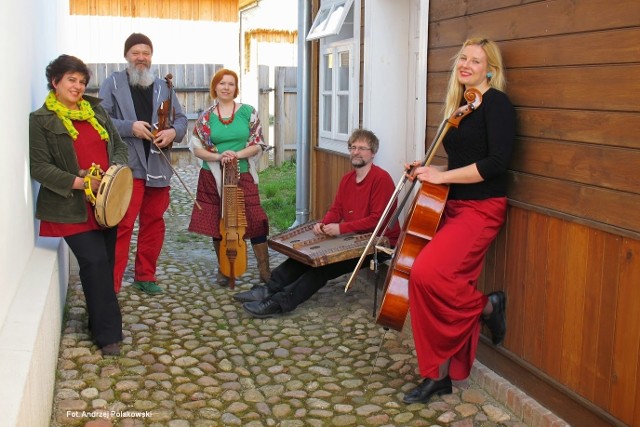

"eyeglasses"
[348, 146, 372, 152]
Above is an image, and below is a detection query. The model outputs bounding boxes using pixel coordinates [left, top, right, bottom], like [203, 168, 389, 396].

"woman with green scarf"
[29, 54, 128, 357]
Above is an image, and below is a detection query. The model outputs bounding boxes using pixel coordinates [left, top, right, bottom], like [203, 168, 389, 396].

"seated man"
[234, 128, 400, 318]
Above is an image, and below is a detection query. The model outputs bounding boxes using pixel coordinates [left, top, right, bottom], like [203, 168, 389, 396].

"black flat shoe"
[483, 291, 506, 345]
[233, 285, 274, 303]
[402, 376, 452, 404]
[243, 298, 283, 318]
[101, 343, 120, 357]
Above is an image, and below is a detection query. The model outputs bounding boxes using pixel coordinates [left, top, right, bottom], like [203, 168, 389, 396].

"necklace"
[216, 102, 235, 126]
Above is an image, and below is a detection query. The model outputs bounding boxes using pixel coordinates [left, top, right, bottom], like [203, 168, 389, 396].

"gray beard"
[127, 65, 155, 88]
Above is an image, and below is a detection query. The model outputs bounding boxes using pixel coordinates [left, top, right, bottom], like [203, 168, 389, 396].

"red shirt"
[321, 164, 400, 246]
[39, 121, 109, 237]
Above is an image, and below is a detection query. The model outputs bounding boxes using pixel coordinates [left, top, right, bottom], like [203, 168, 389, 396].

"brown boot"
[252, 242, 271, 283]
[212, 240, 230, 286]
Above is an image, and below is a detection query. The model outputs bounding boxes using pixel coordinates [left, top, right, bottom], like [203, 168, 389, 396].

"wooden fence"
[258, 65, 298, 167]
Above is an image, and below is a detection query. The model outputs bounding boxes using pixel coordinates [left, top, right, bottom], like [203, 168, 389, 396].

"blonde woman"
[403, 38, 516, 404]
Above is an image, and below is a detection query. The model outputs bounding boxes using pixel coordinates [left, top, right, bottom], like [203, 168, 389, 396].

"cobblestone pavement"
[50, 155, 534, 427]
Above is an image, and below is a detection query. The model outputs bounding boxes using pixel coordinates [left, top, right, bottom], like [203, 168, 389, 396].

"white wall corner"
[0, 237, 69, 427]
[362, 0, 411, 182]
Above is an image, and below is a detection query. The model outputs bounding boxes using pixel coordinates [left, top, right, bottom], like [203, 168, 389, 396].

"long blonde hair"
[443, 38, 506, 119]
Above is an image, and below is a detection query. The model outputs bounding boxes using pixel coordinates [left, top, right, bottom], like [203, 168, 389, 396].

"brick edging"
[471, 361, 570, 427]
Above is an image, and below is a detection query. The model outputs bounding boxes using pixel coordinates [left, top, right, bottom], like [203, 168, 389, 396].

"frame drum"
[94, 164, 133, 228]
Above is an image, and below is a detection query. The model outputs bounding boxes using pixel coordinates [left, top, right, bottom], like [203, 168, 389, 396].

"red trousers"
[113, 179, 170, 292]
[409, 197, 506, 380]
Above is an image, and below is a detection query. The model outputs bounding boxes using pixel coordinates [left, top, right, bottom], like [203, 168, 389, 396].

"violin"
[153, 74, 175, 147]
[218, 159, 248, 289]
[148, 74, 203, 210]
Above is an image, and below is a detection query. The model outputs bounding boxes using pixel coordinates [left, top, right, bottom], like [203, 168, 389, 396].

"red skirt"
[188, 168, 269, 240]
[409, 197, 507, 380]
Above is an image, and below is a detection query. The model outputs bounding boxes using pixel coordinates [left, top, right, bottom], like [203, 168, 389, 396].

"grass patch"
[259, 160, 297, 233]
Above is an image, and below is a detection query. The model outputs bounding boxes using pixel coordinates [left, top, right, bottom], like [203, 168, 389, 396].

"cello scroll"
[449, 87, 482, 127]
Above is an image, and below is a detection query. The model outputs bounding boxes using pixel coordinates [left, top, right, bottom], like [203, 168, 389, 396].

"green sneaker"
[132, 280, 164, 295]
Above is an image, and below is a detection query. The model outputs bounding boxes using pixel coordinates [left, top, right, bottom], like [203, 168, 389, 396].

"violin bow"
[152, 73, 202, 210]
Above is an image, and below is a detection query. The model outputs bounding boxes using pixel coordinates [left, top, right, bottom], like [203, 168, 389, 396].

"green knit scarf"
[45, 90, 109, 141]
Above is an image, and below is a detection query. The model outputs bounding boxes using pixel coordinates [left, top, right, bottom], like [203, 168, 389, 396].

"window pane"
[306, 0, 353, 41]
[323, 53, 333, 91]
[338, 51, 349, 91]
[309, 8, 330, 35]
[338, 94, 349, 134]
[326, 4, 346, 30]
[323, 95, 332, 132]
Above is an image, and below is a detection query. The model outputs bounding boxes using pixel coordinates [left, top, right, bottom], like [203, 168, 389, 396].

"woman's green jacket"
[29, 95, 128, 224]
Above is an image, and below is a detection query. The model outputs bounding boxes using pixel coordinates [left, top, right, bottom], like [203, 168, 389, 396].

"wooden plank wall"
[85, 63, 222, 147]
[69, 0, 239, 22]
[312, 150, 352, 219]
[273, 66, 299, 165]
[426, 0, 640, 425]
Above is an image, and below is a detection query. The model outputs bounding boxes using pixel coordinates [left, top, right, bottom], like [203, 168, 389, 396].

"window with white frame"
[307, 0, 354, 40]
[307, 0, 358, 152]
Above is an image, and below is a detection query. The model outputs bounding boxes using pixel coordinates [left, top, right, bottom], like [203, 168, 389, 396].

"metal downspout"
[293, 0, 312, 227]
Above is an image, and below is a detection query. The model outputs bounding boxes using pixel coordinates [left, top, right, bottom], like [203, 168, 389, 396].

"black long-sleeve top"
[443, 88, 516, 200]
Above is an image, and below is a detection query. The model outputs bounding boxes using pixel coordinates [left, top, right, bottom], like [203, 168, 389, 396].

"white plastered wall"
[0, 1, 70, 426]
[362, 0, 429, 209]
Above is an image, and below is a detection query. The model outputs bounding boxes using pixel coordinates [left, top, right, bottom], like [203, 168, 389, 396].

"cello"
[344, 88, 483, 331]
[219, 158, 248, 289]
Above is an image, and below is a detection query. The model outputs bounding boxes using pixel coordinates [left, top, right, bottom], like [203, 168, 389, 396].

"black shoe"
[233, 285, 275, 303]
[483, 291, 506, 345]
[402, 376, 452, 404]
[243, 298, 283, 318]
[101, 343, 121, 357]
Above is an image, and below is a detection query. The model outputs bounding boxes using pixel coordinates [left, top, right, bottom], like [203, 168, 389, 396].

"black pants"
[65, 228, 122, 347]
[268, 255, 374, 313]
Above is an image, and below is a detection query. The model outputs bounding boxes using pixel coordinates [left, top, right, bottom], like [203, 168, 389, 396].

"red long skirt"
[409, 197, 507, 380]
[188, 168, 269, 240]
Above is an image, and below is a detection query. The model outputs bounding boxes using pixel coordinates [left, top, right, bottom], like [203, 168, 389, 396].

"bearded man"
[99, 33, 188, 295]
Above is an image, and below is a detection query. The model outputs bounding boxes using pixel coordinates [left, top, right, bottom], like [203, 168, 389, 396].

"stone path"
[50, 157, 536, 426]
